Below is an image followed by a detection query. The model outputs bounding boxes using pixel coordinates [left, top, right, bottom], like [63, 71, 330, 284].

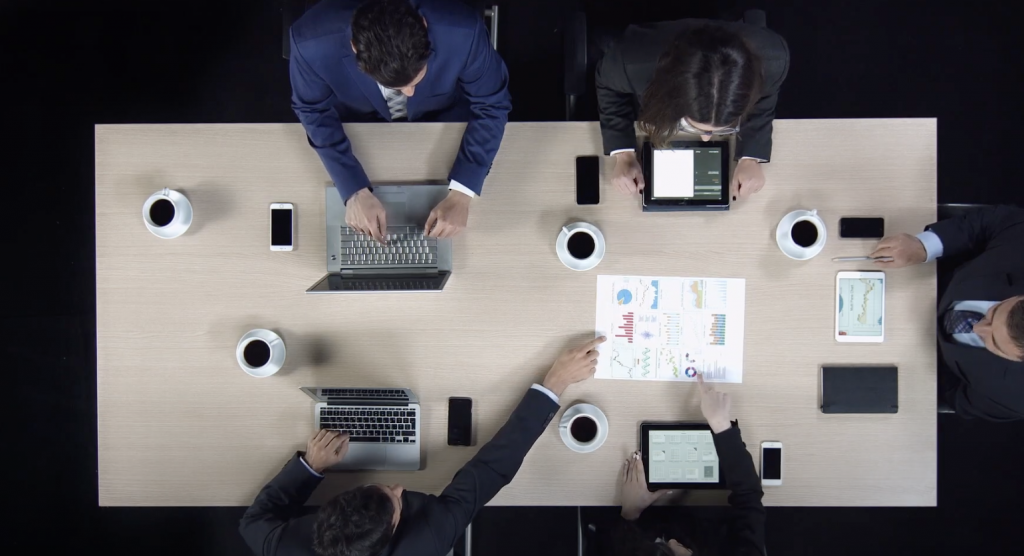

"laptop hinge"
[341, 267, 439, 276]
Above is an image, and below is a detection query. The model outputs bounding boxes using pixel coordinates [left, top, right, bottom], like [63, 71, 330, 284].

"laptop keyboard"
[339, 226, 438, 265]
[319, 406, 418, 443]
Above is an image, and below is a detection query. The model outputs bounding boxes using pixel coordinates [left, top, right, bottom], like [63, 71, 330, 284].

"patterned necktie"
[943, 309, 983, 335]
[383, 88, 407, 121]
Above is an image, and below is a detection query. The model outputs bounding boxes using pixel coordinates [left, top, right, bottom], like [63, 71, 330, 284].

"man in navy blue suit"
[289, 0, 511, 241]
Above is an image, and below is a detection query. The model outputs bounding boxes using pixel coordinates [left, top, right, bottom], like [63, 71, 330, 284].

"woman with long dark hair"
[596, 19, 789, 202]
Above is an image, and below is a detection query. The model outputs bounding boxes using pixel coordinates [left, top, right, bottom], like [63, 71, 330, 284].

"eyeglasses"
[678, 119, 740, 137]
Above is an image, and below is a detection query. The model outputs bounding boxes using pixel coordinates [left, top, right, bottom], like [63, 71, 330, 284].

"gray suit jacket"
[595, 19, 790, 160]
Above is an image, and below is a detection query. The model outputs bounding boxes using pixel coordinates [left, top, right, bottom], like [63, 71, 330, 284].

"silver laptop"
[301, 387, 421, 471]
[306, 185, 453, 293]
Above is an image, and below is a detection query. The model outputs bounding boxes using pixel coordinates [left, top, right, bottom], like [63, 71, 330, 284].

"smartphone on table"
[270, 203, 294, 251]
[839, 217, 884, 239]
[575, 156, 600, 205]
[447, 397, 473, 446]
[760, 441, 783, 486]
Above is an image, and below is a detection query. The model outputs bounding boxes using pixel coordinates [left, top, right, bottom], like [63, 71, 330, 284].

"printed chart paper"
[595, 275, 746, 383]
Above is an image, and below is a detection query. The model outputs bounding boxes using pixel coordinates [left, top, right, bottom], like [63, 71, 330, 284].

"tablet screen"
[837, 277, 884, 337]
[651, 147, 724, 200]
[647, 429, 720, 483]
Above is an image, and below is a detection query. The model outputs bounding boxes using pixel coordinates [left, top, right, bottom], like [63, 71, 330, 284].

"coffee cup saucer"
[144, 189, 193, 239]
[557, 223, 605, 271]
[559, 403, 609, 453]
[775, 210, 826, 260]
[236, 329, 286, 378]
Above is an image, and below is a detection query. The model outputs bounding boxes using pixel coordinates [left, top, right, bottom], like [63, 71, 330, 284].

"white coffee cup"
[236, 329, 287, 378]
[143, 188, 193, 239]
[557, 222, 606, 271]
[776, 209, 827, 260]
[559, 403, 609, 453]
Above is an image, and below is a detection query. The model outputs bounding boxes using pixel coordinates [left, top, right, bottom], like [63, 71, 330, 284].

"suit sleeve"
[596, 40, 640, 155]
[713, 424, 766, 556]
[925, 205, 1024, 260]
[239, 454, 323, 556]
[735, 35, 789, 161]
[289, 31, 371, 202]
[447, 16, 511, 194]
[425, 388, 558, 551]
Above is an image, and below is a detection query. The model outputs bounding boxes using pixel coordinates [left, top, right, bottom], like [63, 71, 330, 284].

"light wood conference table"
[96, 120, 937, 507]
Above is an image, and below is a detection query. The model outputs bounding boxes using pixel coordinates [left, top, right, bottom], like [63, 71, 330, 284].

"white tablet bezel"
[835, 271, 885, 343]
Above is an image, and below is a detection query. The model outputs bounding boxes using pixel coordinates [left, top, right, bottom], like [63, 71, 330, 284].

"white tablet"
[835, 271, 885, 343]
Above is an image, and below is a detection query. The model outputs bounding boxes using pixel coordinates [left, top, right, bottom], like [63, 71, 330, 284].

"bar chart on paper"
[594, 275, 746, 383]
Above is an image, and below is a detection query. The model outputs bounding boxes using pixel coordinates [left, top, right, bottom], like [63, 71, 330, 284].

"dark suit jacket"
[929, 205, 1024, 421]
[605, 424, 765, 556]
[595, 19, 789, 160]
[289, 0, 511, 201]
[238, 388, 559, 556]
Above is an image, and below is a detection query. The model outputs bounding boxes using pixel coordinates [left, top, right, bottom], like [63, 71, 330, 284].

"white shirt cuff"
[299, 455, 324, 478]
[530, 383, 560, 404]
[609, 148, 635, 156]
[740, 156, 766, 162]
[448, 179, 477, 198]
[916, 230, 944, 263]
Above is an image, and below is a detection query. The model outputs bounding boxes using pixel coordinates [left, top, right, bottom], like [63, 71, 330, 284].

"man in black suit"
[871, 206, 1024, 421]
[596, 19, 789, 202]
[239, 336, 607, 556]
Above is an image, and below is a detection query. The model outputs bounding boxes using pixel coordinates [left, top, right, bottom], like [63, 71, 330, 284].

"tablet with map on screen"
[835, 271, 885, 343]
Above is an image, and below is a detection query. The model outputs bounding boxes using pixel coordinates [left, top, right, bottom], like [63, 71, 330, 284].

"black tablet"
[641, 140, 731, 211]
[640, 422, 726, 490]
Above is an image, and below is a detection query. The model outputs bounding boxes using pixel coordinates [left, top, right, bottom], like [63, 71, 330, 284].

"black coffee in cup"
[570, 415, 598, 443]
[567, 231, 596, 260]
[243, 339, 272, 368]
[791, 220, 819, 248]
[149, 199, 176, 227]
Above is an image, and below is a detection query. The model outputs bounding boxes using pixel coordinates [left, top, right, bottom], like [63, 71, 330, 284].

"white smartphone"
[270, 203, 294, 251]
[835, 270, 885, 343]
[760, 441, 783, 486]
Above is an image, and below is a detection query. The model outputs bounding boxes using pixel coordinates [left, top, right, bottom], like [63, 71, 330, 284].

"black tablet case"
[821, 366, 898, 414]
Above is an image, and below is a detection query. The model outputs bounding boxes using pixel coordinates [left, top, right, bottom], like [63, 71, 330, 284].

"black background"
[2, 0, 1023, 554]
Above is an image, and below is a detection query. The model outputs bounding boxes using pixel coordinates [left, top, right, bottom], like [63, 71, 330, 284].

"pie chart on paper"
[616, 289, 633, 305]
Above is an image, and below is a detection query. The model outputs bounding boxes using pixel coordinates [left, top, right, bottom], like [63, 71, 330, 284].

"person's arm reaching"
[239, 431, 350, 556]
[923, 205, 1024, 260]
[871, 206, 1024, 269]
[289, 31, 371, 202]
[446, 15, 511, 194]
[699, 375, 765, 556]
[596, 40, 640, 155]
[426, 337, 607, 551]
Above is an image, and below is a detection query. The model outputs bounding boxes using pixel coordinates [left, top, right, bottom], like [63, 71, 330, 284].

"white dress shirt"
[300, 383, 560, 477]
[376, 83, 476, 198]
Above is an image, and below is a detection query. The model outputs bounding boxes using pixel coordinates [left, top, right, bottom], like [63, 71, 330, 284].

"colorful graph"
[684, 367, 698, 378]
[616, 289, 633, 305]
[685, 280, 706, 310]
[661, 313, 681, 346]
[615, 312, 635, 343]
[637, 279, 660, 310]
[681, 313, 703, 348]
[657, 348, 680, 378]
[702, 359, 727, 380]
[639, 347, 654, 378]
[706, 280, 729, 311]
[610, 346, 636, 378]
[708, 314, 726, 346]
[636, 313, 659, 343]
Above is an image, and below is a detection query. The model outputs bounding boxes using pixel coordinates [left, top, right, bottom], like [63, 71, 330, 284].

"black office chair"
[281, 0, 499, 60]
[562, 9, 768, 121]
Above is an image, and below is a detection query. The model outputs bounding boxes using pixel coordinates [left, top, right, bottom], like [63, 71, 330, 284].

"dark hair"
[351, 0, 431, 88]
[1007, 297, 1024, 356]
[313, 485, 395, 556]
[639, 25, 762, 147]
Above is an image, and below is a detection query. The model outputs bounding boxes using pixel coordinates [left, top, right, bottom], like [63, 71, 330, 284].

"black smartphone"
[839, 217, 885, 239]
[447, 397, 473, 446]
[575, 156, 600, 205]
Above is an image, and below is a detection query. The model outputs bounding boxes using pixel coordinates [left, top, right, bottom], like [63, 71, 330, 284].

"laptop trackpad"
[333, 445, 387, 471]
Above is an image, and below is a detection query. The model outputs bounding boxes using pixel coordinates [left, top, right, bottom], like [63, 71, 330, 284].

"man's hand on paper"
[542, 336, 607, 396]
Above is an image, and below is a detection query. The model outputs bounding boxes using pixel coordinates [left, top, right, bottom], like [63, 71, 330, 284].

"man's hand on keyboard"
[425, 191, 471, 238]
[345, 189, 388, 244]
[303, 430, 351, 473]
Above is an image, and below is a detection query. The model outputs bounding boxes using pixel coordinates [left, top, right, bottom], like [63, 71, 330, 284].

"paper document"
[594, 275, 746, 383]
